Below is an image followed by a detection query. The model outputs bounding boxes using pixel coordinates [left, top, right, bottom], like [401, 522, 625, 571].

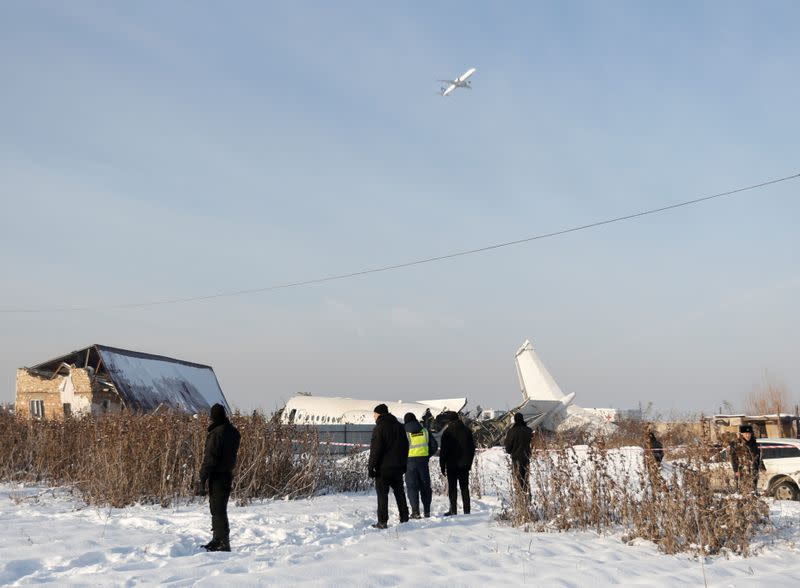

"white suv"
[707, 438, 800, 500]
[757, 438, 800, 501]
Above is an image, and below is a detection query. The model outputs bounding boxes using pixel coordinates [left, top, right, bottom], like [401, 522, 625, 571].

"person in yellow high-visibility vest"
[403, 412, 438, 518]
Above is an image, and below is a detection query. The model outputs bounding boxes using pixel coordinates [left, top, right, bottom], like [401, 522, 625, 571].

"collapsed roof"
[26, 344, 229, 414]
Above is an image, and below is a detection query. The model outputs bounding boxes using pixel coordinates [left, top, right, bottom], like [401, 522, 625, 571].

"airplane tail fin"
[514, 340, 566, 403]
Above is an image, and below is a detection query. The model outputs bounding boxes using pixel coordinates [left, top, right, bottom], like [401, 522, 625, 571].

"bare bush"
[497, 435, 769, 557]
[0, 411, 364, 507]
[744, 373, 791, 415]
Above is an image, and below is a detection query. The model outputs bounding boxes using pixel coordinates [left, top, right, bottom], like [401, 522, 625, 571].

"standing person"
[368, 404, 410, 529]
[196, 403, 241, 552]
[504, 413, 533, 497]
[404, 412, 438, 519]
[439, 411, 476, 516]
[645, 427, 664, 465]
[730, 424, 763, 494]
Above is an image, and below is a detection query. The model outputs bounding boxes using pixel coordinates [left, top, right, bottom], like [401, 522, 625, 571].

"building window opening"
[29, 400, 45, 418]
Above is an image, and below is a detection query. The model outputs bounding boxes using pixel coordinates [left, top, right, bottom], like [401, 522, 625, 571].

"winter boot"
[410, 511, 422, 520]
[203, 537, 231, 551]
[203, 539, 220, 551]
[206, 538, 230, 552]
[371, 522, 388, 529]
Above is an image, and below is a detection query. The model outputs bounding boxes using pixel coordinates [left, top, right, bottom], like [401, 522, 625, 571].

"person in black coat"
[645, 429, 664, 465]
[404, 412, 438, 518]
[197, 403, 241, 552]
[439, 412, 476, 515]
[368, 404, 410, 528]
[730, 424, 763, 494]
[504, 413, 533, 497]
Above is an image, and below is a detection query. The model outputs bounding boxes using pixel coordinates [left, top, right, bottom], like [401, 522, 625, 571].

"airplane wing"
[437, 79, 456, 83]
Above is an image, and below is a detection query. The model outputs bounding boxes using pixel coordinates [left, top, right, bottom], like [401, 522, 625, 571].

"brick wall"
[71, 369, 93, 395]
[15, 369, 65, 420]
[15, 367, 99, 420]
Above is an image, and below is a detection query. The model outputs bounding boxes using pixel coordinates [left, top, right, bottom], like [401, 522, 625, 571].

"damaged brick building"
[16, 344, 230, 419]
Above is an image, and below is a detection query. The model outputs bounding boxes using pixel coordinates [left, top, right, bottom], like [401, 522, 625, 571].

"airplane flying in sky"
[439, 67, 476, 97]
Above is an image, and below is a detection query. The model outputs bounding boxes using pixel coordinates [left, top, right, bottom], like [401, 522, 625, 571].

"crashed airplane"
[471, 341, 622, 444]
[279, 394, 467, 453]
[279, 339, 622, 449]
[281, 395, 467, 426]
[513, 340, 618, 431]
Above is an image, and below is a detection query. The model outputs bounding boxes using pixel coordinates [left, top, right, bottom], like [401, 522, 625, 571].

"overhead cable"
[2, 171, 798, 314]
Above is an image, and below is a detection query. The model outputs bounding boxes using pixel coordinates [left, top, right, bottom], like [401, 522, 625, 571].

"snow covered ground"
[2, 448, 800, 587]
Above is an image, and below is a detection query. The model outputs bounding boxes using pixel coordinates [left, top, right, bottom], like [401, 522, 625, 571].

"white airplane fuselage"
[281, 395, 467, 426]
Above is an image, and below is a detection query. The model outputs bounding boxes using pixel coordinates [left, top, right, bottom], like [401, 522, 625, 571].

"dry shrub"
[0, 411, 365, 507]
[497, 435, 769, 557]
[316, 449, 372, 495]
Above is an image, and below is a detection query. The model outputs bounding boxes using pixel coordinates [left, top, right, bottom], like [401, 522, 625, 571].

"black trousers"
[209, 473, 232, 541]
[375, 473, 409, 524]
[512, 459, 530, 496]
[405, 459, 432, 515]
[446, 467, 470, 514]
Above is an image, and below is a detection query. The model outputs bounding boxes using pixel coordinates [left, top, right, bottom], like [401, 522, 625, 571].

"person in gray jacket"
[403, 412, 438, 518]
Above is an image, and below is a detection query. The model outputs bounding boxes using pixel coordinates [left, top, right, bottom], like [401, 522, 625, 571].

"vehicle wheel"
[772, 480, 800, 501]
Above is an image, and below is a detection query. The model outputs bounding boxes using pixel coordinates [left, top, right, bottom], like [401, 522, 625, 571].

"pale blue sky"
[1, 1, 798, 415]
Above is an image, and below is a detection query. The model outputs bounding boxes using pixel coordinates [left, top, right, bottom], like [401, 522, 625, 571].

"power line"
[2, 171, 798, 314]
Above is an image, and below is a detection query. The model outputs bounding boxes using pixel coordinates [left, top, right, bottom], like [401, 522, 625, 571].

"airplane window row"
[293, 413, 343, 424]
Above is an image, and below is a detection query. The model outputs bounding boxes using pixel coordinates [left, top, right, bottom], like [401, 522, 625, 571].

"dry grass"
[497, 434, 769, 557]
[0, 411, 365, 507]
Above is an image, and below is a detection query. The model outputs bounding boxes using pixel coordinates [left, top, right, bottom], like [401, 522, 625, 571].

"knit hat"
[373, 403, 389, 415]
[404, 412, 418, 424]
[443, 410, 459, 422]
[210, 403, 227, 424]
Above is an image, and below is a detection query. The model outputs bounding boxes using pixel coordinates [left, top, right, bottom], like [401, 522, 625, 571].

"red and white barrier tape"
[291, 439, 371, 448]
[292, 439, 794, 452]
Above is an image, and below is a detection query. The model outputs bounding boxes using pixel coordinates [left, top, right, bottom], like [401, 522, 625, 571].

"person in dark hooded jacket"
[439, 411, 476, 515]
[730, 424, 763, 493]
[504, 413, 533, 497]
[368, 404, 410, 528]
[197, 403, 241, 552]
[403, 412, 438, 518]
[645, 429, 664, 465]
